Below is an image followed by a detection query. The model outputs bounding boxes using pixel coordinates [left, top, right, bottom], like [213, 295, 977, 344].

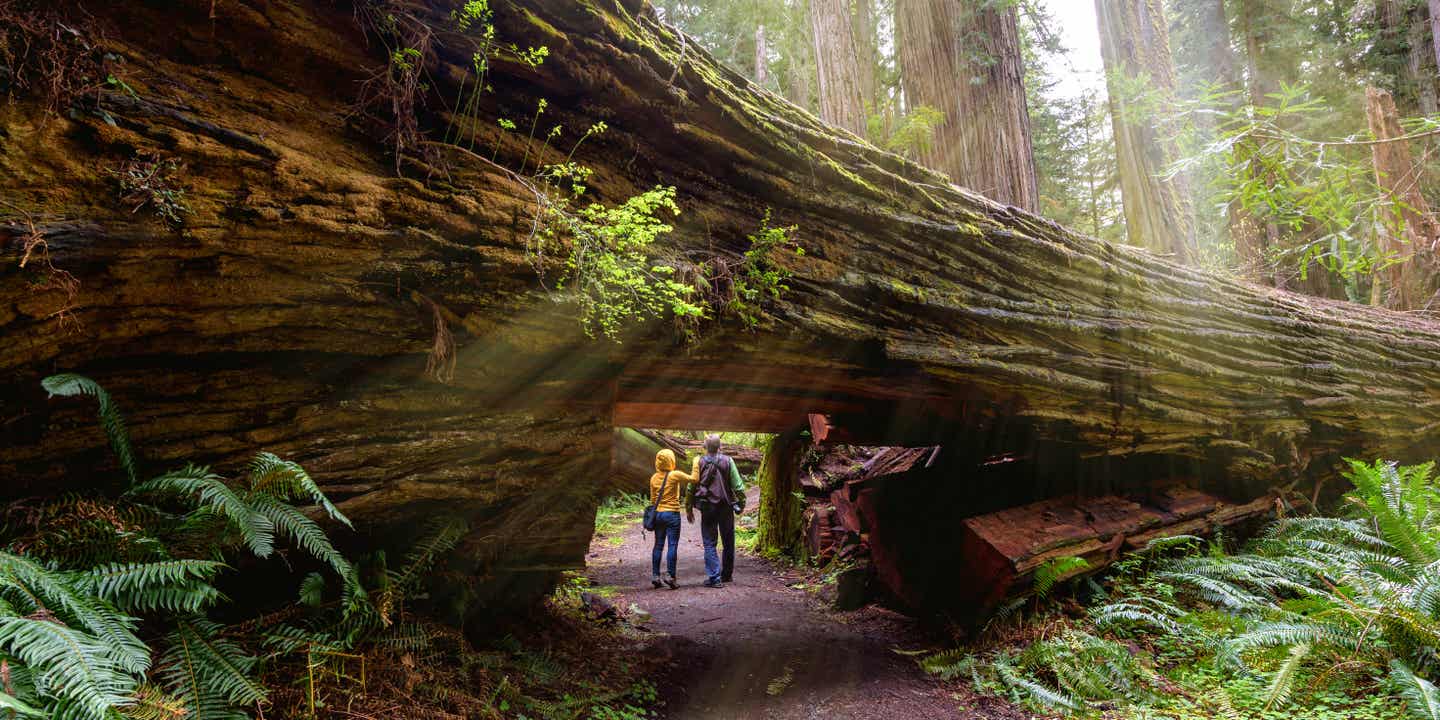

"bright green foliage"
[924, 628, 1157, 715]
[878, 105, 946, 160]
[1033, 555, 1089, 599]
[0, 374, 357, 719]
[728, 211, 802, 330]
[1170, 85, 1431, 295]
[926, 458, 1438, 718]
[43, 373, 139, 486]
[537, 185, 702, 340]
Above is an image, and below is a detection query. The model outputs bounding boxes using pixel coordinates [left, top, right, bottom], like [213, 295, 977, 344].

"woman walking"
[648, 449, 692, 589]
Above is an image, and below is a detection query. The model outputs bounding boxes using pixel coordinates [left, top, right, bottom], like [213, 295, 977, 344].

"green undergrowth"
[593, 492, 649, 544]
[1, 375, 665, 719]
[921, 458, 1435, 720]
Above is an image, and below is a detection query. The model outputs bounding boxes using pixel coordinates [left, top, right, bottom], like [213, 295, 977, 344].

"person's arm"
[685, 457, 700, 520]
[728, 459, 745, 509]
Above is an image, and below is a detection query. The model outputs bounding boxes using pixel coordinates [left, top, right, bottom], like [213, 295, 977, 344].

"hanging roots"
[3, 208, 81, 327]
[422, 296, 456, 384]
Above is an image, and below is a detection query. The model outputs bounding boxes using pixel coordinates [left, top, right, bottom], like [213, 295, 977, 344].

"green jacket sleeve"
[729, 459, 745, 508]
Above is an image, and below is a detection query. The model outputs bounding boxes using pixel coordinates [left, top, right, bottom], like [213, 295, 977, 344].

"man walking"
[686, 434, 746, 588]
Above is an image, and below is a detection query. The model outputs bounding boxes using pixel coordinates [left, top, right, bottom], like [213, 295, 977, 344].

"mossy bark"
[754, 429, 806, 560]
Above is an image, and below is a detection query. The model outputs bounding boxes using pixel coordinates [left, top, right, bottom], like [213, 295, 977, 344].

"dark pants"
[650, 511, 680, 578]
[699, 502, 735, 583]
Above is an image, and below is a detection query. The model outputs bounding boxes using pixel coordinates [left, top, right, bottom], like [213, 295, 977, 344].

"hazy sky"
[1037, 0, 1106, 102]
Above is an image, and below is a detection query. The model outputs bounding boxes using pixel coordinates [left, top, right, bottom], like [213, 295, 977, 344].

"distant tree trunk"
[1380, 0, 1440, 116]
[754, 24, 769, 87]
[809, 0, 869, 136]
[1410, 3, 1439, 116]
[1231, 0, 1280, 284]
[754, 429, 805, 559]
[896, 0, 1039, 210]
[854, 0, 879, 118]
[1432, 0, 1440, 76]
[1206, 0, 1268, 281]
[1095, 0, 1193, 262]
[1365, 86, 1440, 310]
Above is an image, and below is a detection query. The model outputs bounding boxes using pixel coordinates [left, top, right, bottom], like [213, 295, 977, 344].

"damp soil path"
[585, 489, 1021, 720]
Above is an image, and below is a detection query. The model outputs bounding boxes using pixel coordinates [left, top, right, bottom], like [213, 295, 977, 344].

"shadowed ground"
[584, 489, 1021, 719]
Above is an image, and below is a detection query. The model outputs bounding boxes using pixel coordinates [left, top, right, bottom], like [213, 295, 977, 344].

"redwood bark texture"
[5, 0, 1440, 620]
[895, 0, 1039, 209]
[1365, 86, 1440, 310]
[1095, 0, 1195, 261]
[1432, 0, 1440, 78]
[809, 0, 869, 136]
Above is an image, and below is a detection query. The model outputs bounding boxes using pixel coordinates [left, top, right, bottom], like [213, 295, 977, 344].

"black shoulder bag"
[643, 471, 671, 532]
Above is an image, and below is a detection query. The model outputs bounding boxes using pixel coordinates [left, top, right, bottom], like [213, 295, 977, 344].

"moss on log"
[3, 0, 1440, 619]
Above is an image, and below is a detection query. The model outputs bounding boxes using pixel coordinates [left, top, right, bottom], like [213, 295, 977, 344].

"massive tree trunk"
[1095, 0, 1194, 261]
[1432, 0, 1440, 78]
[853, 0, 879, 114]
[6, 0, 1440, 623]
[809, 0, 869, 136]
[1365, 86, 1440, 310]
[1380, 0, 1440, 116]
[754, 23, 769, 86]
[754, 429, 806, 559]
[895, 0, 1039, 210]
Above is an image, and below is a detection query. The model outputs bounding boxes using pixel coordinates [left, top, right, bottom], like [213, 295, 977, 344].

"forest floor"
[584, 488, 1025, 720]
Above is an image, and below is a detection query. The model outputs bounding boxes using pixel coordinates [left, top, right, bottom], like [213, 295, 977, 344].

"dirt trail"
[585, 490, 995, 720]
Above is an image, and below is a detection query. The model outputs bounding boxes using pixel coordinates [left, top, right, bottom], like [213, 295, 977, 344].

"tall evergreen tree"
[810, 0, 871, 135]
[896, 0, 1039, 210]
[1095, 0, 1194, 261]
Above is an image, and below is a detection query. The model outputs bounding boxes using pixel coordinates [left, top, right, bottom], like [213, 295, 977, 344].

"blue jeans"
[700, 502, 735, 584]
[650, 511, 681, 578]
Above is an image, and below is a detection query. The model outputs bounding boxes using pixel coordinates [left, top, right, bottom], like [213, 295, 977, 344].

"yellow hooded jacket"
[649, 449, 693, 513]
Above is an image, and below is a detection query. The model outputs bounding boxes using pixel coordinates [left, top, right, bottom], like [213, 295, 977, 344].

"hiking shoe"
[721, 576, 734, 583]
[665, 575, 678, 590]
[651, 575, 663, 589]
[703, 579, 724, 588]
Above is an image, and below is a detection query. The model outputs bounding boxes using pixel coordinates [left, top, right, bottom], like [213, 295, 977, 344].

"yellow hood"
[654, 448, 677, 472]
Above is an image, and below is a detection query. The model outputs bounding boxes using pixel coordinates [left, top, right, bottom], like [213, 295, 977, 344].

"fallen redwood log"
[955, 488, 1277, 619]
[3, 0, 1440, 624]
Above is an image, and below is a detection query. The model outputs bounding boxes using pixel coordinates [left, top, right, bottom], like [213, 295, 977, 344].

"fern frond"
[919, 648, 972, 679]
[78, 560, 226, 607]
[0, 552, 149, 674]
[0, 617, 139, 718]
[299, 572, 326, 608]
[130, 467, 275, 558]
[1263, 642, 1309, 709]
[120, 683, 190, 720]
[43, 374, 139, 487]
[992, 657, 1085, 713]
[1391, 660, 1440, 720]
[1034, 556, 1089, 599]
[247, 495, 350, 576]
[247, 453, 352, 529]
[0, 690, 44, 718]
[390, 519, 467, 594]
[158, 618, 264, 720]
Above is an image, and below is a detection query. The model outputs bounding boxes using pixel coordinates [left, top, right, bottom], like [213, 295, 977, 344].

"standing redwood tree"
[1095, 0, 1194, 262]
[755, 23, 769, 86]
[810, 0, 869, 136]
[896, 0, 1039, 210]
[1365, 86, 1440, 309]
[1432, 0, 1440, 75]
[1379, 0, 1440, 116]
